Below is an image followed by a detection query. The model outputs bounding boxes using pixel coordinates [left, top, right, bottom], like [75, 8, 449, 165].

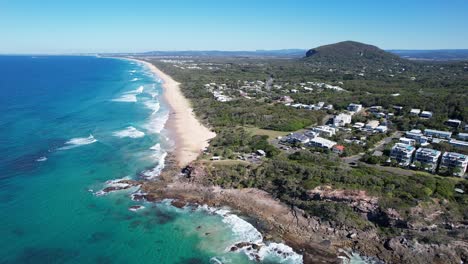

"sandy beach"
[127, 58, 215, 167]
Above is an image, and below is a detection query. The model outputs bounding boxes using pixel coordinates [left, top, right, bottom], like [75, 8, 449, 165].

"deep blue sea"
[0, 56, 313, 264]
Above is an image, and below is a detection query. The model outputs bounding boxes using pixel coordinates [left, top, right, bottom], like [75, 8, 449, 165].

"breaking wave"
[113, 126, 145, 139]
[200, 206, 303, 263]
[140, 143, 167, 180]
[59, 135, 97, 150]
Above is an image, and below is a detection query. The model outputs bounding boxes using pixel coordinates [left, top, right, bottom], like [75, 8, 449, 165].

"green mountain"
[304, 41, 407, 71]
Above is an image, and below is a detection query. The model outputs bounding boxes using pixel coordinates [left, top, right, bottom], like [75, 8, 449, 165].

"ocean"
[0, 56, 307, 264]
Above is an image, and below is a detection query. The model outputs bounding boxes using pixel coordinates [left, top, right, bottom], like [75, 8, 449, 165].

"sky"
[1, 0, 468, 54]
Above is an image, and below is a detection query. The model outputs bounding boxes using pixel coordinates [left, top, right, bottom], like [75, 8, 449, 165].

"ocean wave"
[124, 85, 144, 94]
[140, 143, 167, 180]
[94, 176, 139, 196]
[113, 126, 145, 139]
[143, 100, 160, 115]
[36, 156, 47, 162]
[144, 110, 168, 134]
[199, 206, 303, 263]
[131, 77, 140, 82]
[59, 135, 97, 150]
[112, 94, 137, 102]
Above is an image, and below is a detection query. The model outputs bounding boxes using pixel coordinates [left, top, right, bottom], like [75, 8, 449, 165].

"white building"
[312, 126, 336, 137]
[308, 137, 337, 149]
[440, 152, 468, 177]
[353, 122, 365, 129]
[333, 113, 352, 127]
[414, 148, 441, 172]
[399, 137, 416, 146]
[375, 125, 388, 133]
[424, 129, 452, 140]
[390, 143, 416, 166]
[405, 130, 429, 145]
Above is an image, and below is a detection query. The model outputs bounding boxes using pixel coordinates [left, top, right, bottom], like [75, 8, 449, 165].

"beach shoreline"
[124, 57, 216, 168]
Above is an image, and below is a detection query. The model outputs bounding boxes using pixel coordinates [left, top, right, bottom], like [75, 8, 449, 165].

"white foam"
[113, 126, 145, 139]
[140, 143, 167, 179]
[59, 135, 97, 150]
[36, 156, 47, 162]
[144, 100, 160, 115]
[131, 77, 140, 82]
[124, 85, 144, 94]
[144, 110, 168, 134]
[199, 206, 303, 263]
[112, 94, 137, 102]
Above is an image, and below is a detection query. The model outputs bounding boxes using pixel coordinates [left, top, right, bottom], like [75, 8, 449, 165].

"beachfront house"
[390, 143, 416, 166]
[440, 152, 468, 177]
[413, 148, 441, 172]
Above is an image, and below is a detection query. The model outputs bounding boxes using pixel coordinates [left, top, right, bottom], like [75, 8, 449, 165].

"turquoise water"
[0, 56, 304, 264]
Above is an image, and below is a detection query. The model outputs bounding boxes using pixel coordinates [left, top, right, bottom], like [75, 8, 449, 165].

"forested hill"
[303, 41, 408, 70]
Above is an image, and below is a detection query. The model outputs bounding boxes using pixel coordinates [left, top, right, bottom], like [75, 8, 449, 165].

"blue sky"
[1, 0, 468, 53]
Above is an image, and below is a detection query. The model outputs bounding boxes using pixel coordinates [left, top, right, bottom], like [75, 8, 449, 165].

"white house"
[333, 113, 352, 127]
[312, 126, 336, 137]
[308, 137, 337, 149]
[375, 125, 388, 133]
[424, 129, 452, 140]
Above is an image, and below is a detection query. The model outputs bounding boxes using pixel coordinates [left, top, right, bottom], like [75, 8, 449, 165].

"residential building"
[375, 125, 388, 133]
[424, 129, 452, 140]
[410, 109, 421, 115]
[312, 126, 336, 137]
[332, 145, 345, 154]
[450, 139, 468, 150]
[420, 111, 433, 118]
[365, 120, 379, 130]
[457, 133, 468, 141]
[393, 105, 403, 112]
[347, 103, 363, 113]
[414, 148, 441, 172]
[445, 119, 462, 128]
[285, 133, 310, 144]
[308, 137, 337, 149]
[405, 130, 429, 145]
[390, 143, 416, 166]
[333, 113, 352, 127]
[399, 137, 416, 146]
[440, 152, 468, 177]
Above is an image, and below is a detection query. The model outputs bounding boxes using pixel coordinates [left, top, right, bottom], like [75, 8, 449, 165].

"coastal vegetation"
[143, 40, 467, 262]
